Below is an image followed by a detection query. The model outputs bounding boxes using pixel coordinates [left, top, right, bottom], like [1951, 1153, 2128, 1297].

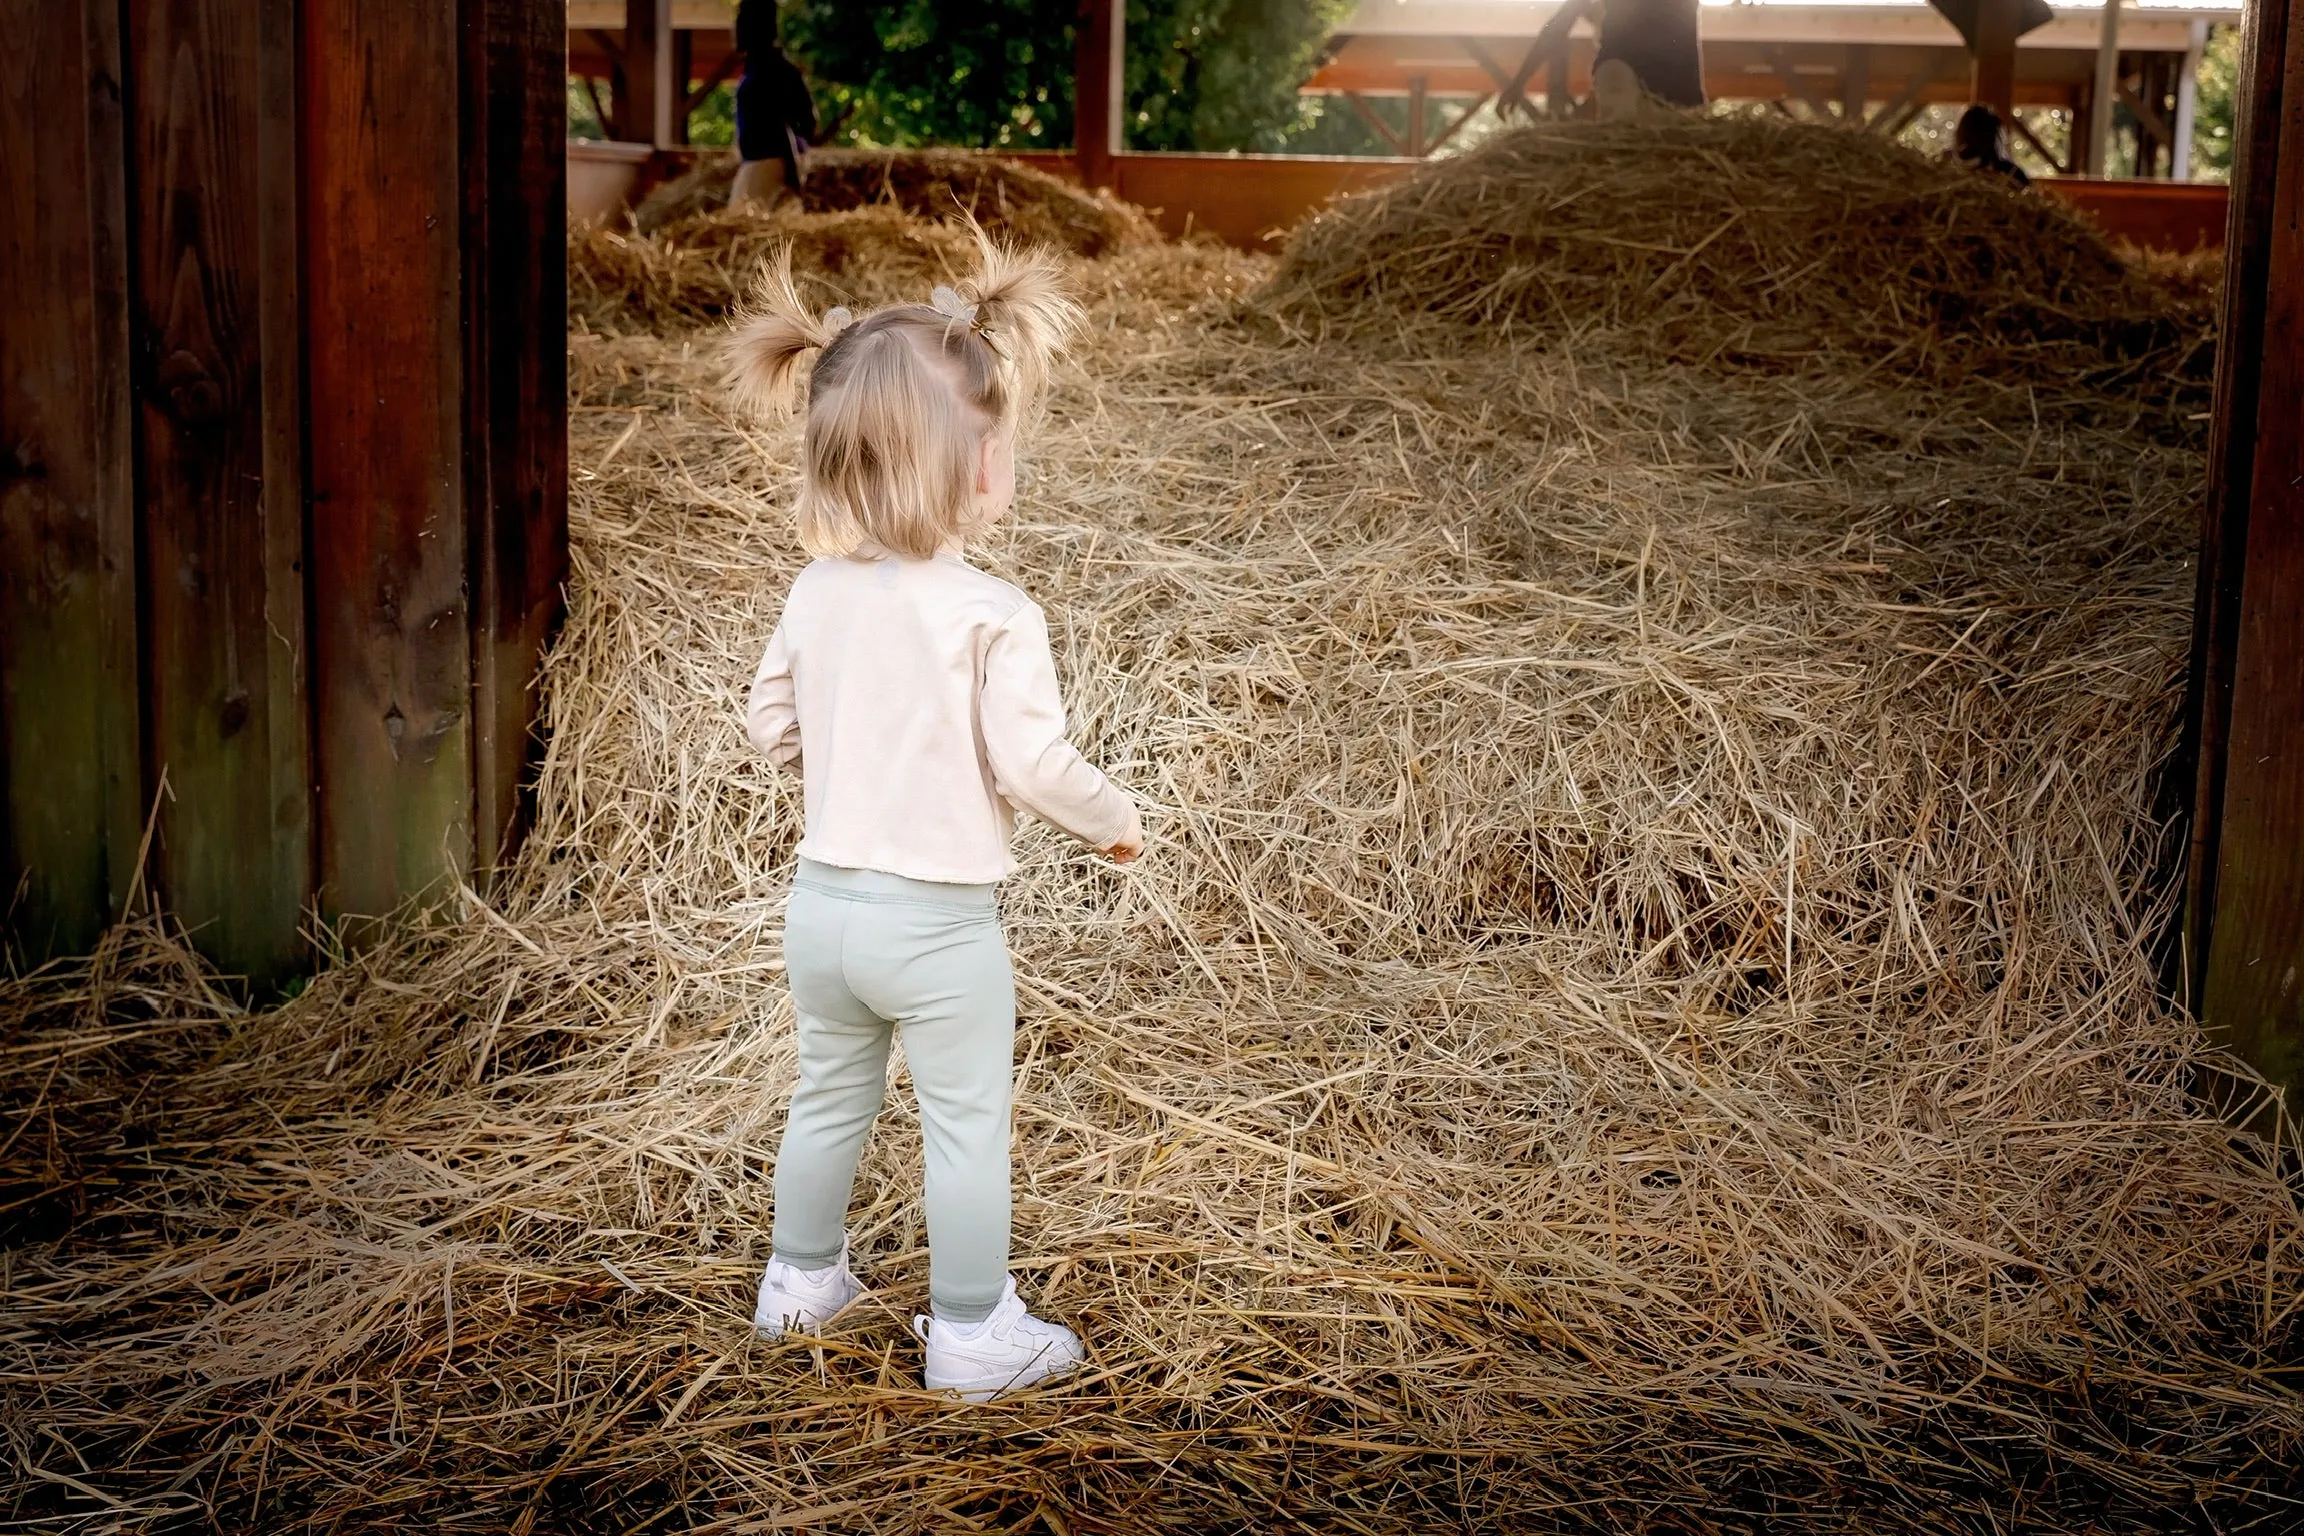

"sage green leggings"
[772, 859, 1015, 1324]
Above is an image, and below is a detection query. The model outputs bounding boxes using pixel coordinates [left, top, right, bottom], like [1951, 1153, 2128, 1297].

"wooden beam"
[1405, 76, 1429, 157]
[0, 0, 143, 961]
[579, 72, 611, 138]
[622, 0, 677, 147]
[2005, 110, 2072, 175]
[588, 27, 631, 139]
[2087, 0, 2121, 174]
[683, 44, 742, 117]
[1343, 91, 1407, 154]
[1841, 43, 1871, 123]
[1877, 98, 1930, 139]
[303, 0, 475, 928]
[2185, 0, 2304, 1098]
[1424, 93, 1494, 156]
[2170, 19, 2207, 181]
[664, 23, 692, 144]
[1971, 0, 2022, 115]
[1075, 0, 1123, 189]
[127, 0, 312, 984]
[1459, 5, 1587, 121]
[2118, 79, 2175, 151]
[461, 0, 570, 883]
[1865, 56, 1955, 133]
[2070, 80, 2095, 172]
[1763, 45, 1835, 121]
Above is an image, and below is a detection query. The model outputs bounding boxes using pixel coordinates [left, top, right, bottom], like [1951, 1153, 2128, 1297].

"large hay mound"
[1265, 117, 2214, 399]
[636, 146, 1154, 255]
[572, 204, 981, 332]
[571, 205, 1251, 336]
[6, 147, 2300, 1532]
[580, 151, 1168, 334]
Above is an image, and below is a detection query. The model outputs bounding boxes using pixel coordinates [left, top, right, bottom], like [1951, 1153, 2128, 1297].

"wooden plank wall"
[129, 0, 310, 981]
[464, 0, 572, 881]
[304, 1, 476, 932]
[0, 1, 566, 983]
[0, 1, 142, 962]
[2186, 0, 2304, 1097]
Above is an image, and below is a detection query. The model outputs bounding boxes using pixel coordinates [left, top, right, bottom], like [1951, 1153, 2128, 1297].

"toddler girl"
[731, 239, 1143, 1401]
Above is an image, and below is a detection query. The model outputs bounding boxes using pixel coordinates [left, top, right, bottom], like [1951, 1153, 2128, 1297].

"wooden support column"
[1075, 0, 1123, 190]
[1406, 76, 1429, 156]
[462, 0, 570, 880]
[623, 0, 673, 147]
[127, 0, 311, 984]
[2172, 19, 2208, 179]
[665, 23, 692, 144]
[2088, 0, 2121, 174]
[1841, 44, 1872, 123]
[1342, 92, 1406, 154]
[1972, 0, 2022, 114]
[304, 0, 474, 927]
[2185, 0, 2304, 1097]
[0, 0, 141, 961]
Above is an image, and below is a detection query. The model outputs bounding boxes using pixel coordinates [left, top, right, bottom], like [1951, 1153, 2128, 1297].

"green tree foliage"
[779, 2, 1076, 148]
[2188, 24, 2239, 181]
[776, 0, 1358, 152]
[1125, 0, 1360, 151]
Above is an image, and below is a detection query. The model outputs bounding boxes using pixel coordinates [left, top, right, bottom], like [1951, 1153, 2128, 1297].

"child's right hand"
[1104, 834, 1142, 864]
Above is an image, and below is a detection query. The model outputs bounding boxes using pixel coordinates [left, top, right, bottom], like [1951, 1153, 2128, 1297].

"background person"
[1951, 104, 2031, 187]
[732, 0, 817, 206]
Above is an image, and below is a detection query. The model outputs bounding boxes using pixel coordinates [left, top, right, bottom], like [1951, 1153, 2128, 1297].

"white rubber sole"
[752, 1285, 859, 1340]
[922, 1353, 1081, 1402]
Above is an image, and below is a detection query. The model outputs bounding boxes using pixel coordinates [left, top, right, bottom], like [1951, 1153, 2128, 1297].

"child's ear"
[976, 432, 997, 496]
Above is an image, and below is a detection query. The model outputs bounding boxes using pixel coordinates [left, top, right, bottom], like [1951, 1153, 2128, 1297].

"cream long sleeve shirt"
[747, 551, 1141, 885]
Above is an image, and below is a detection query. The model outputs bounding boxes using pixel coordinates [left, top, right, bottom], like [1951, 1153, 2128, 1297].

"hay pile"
[581, 148, 1160, 334]
[1265, 118, 2216, 408]
[6, 127, 2301, 1533]
[637, 147, 1154, 257]
[571, 204, 1255, 336]
[573, 204, 980, 332]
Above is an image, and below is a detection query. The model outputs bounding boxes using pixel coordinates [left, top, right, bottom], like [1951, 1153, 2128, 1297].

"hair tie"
[823, 305, 855, 335]
[931, 283, 1005, 358]
[929, 285, 978, 326]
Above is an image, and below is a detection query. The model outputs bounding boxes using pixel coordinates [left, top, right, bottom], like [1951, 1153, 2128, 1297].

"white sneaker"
[914, 1277, 1083, 1401]
[752, 1241, 860, 1339]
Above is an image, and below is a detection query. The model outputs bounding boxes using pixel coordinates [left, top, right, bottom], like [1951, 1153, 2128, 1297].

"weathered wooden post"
[0, 0, 567, 985]
[0, 1, 142, 965]
[2184, 0, 2304, 1097]
[1075, 0, 1124, 191]
[1970, 0, 2022, 114]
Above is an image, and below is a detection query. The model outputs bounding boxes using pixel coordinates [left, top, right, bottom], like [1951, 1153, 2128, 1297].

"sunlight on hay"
[635, 146, 1159, 255]
[4, 126, 2298, 1533]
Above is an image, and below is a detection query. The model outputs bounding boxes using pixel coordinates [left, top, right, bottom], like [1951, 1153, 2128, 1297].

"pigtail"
[722, 247, 854, 420]
[954, 222, 1082, 421]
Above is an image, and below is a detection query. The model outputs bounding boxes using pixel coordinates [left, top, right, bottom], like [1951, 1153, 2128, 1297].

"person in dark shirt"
[1951, 105, 2031, 188]
[732, 1, 818, 206]
[1592, 0, 1708, 111]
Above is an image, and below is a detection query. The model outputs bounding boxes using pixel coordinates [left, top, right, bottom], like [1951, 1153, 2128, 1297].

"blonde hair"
[723, 230, 1082, 560]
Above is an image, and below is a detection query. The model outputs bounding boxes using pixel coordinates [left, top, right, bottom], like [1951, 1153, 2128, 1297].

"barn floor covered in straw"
[6, 122, 2301, 1533]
